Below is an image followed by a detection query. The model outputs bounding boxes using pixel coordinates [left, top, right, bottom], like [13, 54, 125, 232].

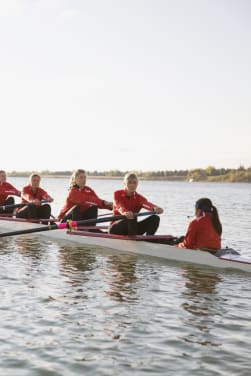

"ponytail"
[211, 205, 222, 236]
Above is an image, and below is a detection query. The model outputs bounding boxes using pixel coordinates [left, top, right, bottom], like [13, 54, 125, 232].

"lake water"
[0, 178, 251, 375]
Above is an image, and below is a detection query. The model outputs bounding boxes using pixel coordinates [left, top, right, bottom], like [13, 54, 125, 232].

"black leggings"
[109, 214, 160, 236]
[60, 205, 98, 224]
[16, 204, 51, 221]
[0, 197, 15, 215]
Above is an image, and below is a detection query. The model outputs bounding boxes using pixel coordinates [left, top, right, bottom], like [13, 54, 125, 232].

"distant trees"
[187, 169, 208, 181]
[7, 166, 251, 182]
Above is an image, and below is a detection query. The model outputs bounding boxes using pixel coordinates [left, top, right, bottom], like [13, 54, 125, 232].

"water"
[0, 178, 251, 375]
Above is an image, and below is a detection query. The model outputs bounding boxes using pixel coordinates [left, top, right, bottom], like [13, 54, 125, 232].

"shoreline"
[8, 174, 250, 183]
[7, 167, 251, 183]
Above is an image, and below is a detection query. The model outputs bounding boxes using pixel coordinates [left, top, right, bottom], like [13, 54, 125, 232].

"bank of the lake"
[8, 166, 251, 183]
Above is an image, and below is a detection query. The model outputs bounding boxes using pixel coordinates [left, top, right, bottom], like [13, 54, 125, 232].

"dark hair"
[195, 198, 222, 236]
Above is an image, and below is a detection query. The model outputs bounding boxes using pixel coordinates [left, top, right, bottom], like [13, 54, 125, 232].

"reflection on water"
[0, 237, 52, 287]
[180, 267, 223, 347]
[0, 233, 251, 375]
[104, 254, 138, 302]
[57, 245, 97, 305]
[16, 237, 49, 261]
[59, 246, 96, 282]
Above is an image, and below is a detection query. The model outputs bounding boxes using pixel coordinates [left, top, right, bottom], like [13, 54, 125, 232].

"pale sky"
[0, 0, 250, 172]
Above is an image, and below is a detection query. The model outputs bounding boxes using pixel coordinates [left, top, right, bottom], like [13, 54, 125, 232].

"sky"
[0, 0, 250, 172]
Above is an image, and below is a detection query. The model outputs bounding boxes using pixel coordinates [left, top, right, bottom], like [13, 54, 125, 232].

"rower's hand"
[104, 200, 113, 210]
[33, 199, 41, 207]
[125, 211, 134, 219]
[154, 206, 163, 214]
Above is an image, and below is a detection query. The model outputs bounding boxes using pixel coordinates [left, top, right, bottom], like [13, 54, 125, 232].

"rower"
[15, 173, 54, 224]
[176, 197, 222, 251]
[108, 172, 163, 236]
[0, 170, 21, 217]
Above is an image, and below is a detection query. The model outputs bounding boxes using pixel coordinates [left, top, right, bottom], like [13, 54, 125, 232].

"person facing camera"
[16, 173, 54, 222]
[57, 169, 113, 224]
[0, 170, 21, 216]
[108, 172, 163, 236]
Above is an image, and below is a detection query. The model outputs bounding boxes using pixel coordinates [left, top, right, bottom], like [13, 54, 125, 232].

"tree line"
[8, 166, 251, 182]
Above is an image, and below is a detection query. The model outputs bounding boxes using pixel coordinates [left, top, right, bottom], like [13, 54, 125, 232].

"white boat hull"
[0, 219, 251, 273]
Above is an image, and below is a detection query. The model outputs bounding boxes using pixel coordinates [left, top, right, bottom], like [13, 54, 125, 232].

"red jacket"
[112, 189, 155, 216]
[0, 182, 21, 204]
[178, 212, 221, 250]
[20, 185, 52, 204]
[58, 185, 110, 220]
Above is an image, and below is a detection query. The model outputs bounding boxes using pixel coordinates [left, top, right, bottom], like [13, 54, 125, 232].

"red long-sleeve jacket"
[0, 182, 21, 204]
[20, 185, 52, 204]
[178, 212, 221, 250]
[58, 185, 110, 221]
[112, 189, 155, 216]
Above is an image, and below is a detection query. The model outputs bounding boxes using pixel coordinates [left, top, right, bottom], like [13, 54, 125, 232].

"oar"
[0, 211, 156, 238]
[0, 200, 49, 211]
[0, 202, 29, 211]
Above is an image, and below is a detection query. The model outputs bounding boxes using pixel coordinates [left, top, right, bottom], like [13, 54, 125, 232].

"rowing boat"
[0, 217, 251, 273]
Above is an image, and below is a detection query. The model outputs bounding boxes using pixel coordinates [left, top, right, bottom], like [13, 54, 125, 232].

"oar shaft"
[0, 224, 59, 237]
[0, 203, 27, 211]
[0, 200, 49, 211]
[0, 211, 156, 238]
[72, 211, 156, 227]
